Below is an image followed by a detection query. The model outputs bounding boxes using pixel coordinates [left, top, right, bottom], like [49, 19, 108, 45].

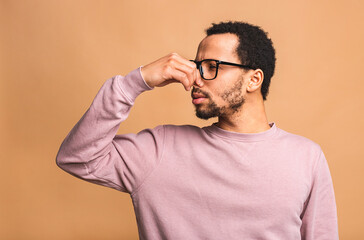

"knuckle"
[188, 66, 197, 75]
[162, 65, 172, 74]
[188, 68, 195, 75]
[169, 52, 178, 59]
[180, 72, 187, 79]
[167, 58, 175, 65]
[180, 73, 188, 83]
[186, 72, 193, 81]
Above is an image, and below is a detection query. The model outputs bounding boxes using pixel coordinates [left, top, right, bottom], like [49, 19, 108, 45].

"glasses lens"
[200, 60, 218, 80]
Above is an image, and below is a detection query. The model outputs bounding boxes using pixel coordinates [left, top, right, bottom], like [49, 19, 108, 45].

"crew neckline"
[204, 122, 278, 142]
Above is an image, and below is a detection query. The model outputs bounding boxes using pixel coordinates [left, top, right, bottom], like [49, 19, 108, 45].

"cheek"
[219, 78, 245, 102]
[208, 87, 227, 104]
[202, 74, 238, 102]
[211, 81, 231, 100]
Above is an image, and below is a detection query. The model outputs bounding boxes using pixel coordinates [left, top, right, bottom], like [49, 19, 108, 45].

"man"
[56, 21, 339, 239]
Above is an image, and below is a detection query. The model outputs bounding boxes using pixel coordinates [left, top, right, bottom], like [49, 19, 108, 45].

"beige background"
[1, 0, 363, 239]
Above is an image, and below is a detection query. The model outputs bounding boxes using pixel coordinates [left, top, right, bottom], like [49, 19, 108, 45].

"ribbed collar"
[204, 122, 278, 142]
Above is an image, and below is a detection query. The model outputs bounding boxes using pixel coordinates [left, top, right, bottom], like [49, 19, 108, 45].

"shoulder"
[275, 127, 323, 157]
[131, 124, 203, 138]
[162, 124, 203, 134]
[133, 124, 203, 139]
[273, 127, 327, 177]
[163, 123, 201, 129]
[157, 124, 209, 140]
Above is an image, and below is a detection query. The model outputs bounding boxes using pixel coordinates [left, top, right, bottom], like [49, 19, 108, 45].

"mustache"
[191, 87, 210, 98]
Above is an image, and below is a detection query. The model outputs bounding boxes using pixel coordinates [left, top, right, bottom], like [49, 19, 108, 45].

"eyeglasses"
[190, 59, 255, 80]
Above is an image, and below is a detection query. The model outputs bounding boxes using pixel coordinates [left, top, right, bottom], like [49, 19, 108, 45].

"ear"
[247, 69, 264, 93]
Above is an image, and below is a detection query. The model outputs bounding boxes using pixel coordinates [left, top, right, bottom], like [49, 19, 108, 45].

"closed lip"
[191, 92, 207, 99]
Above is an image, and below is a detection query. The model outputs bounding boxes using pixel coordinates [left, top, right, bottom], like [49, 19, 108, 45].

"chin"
[195, 108, 219, 120]
[193, 98, 223, 120]
[196, 113, 213, 120]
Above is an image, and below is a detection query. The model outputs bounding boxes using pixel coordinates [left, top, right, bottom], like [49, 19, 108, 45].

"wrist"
[140, 65, 154, 88]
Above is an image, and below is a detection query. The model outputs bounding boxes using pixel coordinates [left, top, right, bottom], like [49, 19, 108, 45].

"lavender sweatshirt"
[56, 67, 339, 240]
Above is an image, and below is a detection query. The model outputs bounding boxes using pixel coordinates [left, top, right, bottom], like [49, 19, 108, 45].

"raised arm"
[56, 53, 202, 194]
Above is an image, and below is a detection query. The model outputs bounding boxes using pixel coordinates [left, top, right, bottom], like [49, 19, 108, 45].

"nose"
[189, 60, 204, 88]
[193, 68, 204, 88]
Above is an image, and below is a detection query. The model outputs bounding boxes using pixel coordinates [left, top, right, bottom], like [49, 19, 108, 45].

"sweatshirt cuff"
[117, 66, 154, 104]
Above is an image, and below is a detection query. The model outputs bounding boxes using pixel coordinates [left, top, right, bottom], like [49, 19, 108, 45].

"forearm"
[55, 67, 153, 177]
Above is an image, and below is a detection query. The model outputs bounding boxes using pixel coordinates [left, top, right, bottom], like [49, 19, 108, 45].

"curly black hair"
[206, 21, 276, 101]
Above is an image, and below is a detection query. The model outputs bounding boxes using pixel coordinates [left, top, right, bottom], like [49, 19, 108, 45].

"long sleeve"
[56, 67, 165, 194]
[300, 149, 339, 239]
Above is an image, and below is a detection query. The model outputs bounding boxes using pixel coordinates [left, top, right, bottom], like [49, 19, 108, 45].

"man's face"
[192, 33, 249, 120]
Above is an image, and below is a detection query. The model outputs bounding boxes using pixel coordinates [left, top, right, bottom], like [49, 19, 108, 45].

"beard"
[193, 78, 246, 120]
[195, 99, 223, 120]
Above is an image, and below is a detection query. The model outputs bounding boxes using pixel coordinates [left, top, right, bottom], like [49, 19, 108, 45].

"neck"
[215, 97, 270, 134]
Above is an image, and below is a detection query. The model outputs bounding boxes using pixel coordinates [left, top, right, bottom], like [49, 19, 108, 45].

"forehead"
[196, 33, 239, 61]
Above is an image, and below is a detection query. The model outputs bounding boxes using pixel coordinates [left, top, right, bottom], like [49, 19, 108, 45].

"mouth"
[192, 97, 207, 105]
[191, 92, 208, 105]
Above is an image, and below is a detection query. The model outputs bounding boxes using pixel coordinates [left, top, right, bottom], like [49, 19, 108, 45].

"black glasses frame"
[190, 59, 255, 80]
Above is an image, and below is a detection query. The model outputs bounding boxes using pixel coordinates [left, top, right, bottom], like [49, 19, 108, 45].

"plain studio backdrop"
[1, 0, 363, 239]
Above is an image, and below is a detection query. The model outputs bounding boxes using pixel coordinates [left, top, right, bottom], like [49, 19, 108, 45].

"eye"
[208, 64, 217, 69]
